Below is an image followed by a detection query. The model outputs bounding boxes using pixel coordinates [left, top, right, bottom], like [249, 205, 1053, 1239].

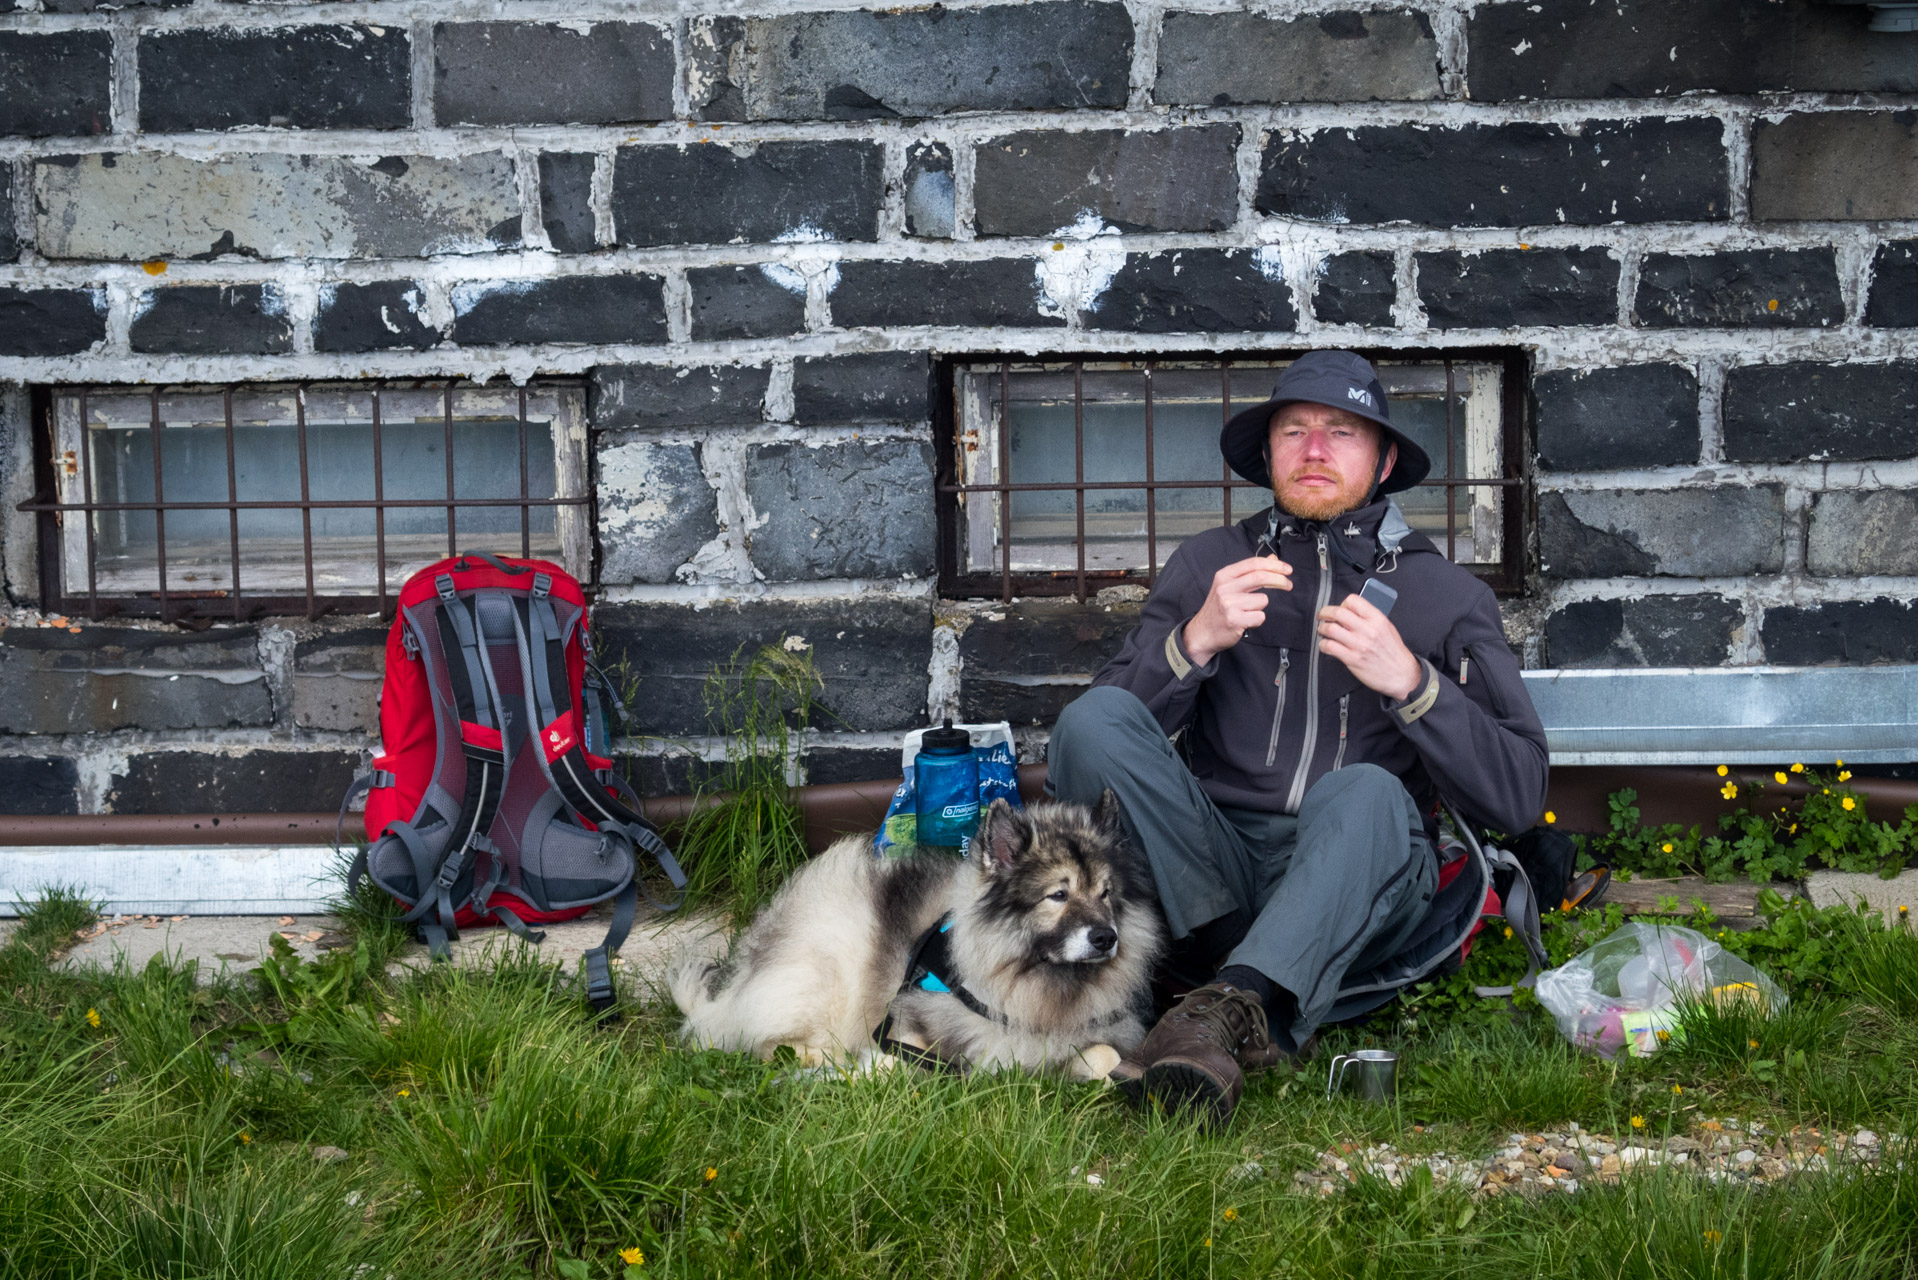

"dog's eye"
[1046, 889, 1068, 902]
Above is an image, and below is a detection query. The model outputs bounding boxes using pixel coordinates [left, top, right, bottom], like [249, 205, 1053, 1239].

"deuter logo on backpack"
[338, 551, 686, 1014]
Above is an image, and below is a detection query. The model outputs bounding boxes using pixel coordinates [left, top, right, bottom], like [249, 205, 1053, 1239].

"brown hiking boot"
[1131, 983, 1273, 1126]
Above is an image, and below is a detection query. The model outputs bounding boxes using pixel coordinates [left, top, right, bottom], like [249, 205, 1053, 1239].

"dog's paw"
[1074, 1043, 1122, 1081]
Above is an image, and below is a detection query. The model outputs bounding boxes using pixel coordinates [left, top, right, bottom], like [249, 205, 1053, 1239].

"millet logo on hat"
[1346, 387, 1374, 407]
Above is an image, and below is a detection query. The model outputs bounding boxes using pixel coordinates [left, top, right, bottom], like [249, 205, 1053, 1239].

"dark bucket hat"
[1220, 350, 1432, 495]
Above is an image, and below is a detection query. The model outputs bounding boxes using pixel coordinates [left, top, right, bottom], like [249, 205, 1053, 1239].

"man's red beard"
[1275, 467, 1372, 521]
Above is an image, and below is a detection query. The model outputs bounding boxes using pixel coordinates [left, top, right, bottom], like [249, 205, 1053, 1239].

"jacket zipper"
[1458, 649, 1471, 686]
[1264, 649, 1291, 767]
[1332, 694, 1350, 771]
[1284, 532, 1334, 813]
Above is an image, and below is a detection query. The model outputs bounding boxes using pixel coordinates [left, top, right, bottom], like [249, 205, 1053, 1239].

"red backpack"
[342, 552, 684, 1012]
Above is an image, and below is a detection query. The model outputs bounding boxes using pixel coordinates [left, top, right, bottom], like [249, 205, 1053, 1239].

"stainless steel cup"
[1326, 1049, 1399, 1101]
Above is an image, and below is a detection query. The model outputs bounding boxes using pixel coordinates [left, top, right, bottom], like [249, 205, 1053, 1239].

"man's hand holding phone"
[1181, 556, 1292, 666]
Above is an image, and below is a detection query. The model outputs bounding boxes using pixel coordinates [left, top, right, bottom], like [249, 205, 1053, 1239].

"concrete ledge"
[0, 845, 341, 916]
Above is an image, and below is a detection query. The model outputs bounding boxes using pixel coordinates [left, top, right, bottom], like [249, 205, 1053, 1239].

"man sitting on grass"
[1047, 350, 1549, 1124]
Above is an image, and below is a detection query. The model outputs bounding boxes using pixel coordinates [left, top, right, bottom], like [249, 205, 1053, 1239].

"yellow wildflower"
[1774, 772, 1789, 786]
[619, 1248, 644, 1266]
[1901, 905, 1909, 916]
[1842, 797, 1856, 811]
[1789, 824, 1798, 834]
[1836, 759, 1844, 769]
[1657, 1029, 1672, 1043]
[705, 1167, 718, 1182]
[1222, 1208, 1238, 1222]
[1503, 925, 1513, 939]
[1721, 782, 1738, 800]
[1839, 770, 1852, 781]
[1749, 1039, 1760, 1049]
[85, 1008, 100, 1028]
[1631, 1115, 1646, 1129]
[1672, 1084, 1683, 1095]
[1544, 811, 1556, 824]
[1202, 1238, 1213, 1249]
[239, 1132, 252, 1145]
[1662, 842, 1674, 854]
[1717, 765, 1729, 777]
[1790, 763, 1804, 773]
[398, 1089, 410, 1098]
[1704, 1230, 1722, 1244]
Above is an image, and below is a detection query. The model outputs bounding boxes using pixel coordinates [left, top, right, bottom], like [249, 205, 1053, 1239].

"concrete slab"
[43, 903, 730, 992]
[1805, 868, 1918, 927]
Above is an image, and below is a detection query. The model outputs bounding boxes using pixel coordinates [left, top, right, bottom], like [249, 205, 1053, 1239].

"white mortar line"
[107, 11, 139, 138]
[409, 15, 436, 130]
[1695, 353, 1728, 465]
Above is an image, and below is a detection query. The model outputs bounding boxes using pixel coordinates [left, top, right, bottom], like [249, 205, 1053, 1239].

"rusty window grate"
[22, 381, 593, 624]
[935, 352, 1529, 601]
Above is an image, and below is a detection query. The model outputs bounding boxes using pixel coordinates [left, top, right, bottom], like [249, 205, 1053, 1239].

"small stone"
[313, 1146, 349, 1163]
[1857, 1130, 1879, 1147]
[1227, 1160, 1264, 1183]
[1735, 1149, 1758, 1165]
[1551, 1153, 1588, 1177]
[1599, 1154, 1622, 1175]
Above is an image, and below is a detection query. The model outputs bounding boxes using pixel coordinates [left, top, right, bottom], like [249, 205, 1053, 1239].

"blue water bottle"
[914, 719, 980, 853]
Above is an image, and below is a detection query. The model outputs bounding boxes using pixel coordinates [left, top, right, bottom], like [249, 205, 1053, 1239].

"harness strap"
[334, 773, 377, 855]
[488, 904, 548, 944]
[582, 880, 638, 1016]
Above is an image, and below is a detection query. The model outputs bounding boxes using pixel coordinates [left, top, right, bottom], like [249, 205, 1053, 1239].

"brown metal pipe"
[4, 764, 1905, 850]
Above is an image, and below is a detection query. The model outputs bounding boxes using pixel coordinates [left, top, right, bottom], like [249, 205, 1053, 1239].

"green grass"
[4, 891, 1918, 1280]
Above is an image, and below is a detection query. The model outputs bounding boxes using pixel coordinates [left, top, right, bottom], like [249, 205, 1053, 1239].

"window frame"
[934, 348, 1531, 601]
[24, 379, 594, 625]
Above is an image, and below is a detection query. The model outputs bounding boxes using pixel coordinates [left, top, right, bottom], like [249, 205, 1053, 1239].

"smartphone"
[1358, 578, 1399, 617]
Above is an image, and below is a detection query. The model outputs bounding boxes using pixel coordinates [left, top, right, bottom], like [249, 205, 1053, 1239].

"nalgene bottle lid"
[919, 717, 971, 756]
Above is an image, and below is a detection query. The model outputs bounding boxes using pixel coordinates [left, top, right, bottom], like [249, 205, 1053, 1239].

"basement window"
[936, 353, 1527, 600]
[25, 381, 592, 622]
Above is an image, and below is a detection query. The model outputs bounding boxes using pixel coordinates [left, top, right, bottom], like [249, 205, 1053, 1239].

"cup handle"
[1326, 1054, 1355, 1099]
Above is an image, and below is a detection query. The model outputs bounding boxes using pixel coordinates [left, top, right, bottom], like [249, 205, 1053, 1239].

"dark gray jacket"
[1093, 498, 1549, 835]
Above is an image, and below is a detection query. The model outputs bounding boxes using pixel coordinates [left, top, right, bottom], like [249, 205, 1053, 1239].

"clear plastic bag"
[1533, 921, 1786, 1058]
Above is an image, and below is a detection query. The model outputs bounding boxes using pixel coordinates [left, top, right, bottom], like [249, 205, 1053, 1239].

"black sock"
[1216, 963, 1276, 1007]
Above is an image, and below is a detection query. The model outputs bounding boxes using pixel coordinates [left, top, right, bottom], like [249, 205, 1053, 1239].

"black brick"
[593, 597, 932, 735]
[688, 265, 807, 342]
[1538, 488, 1784, 578]
[975, 125, 1241, 237]
[435, 22, 673, 127]
[961, 598, 1138, 726]
[140, 25, 411, 132]
[0, 625, 270, 735]
[591, 364, 769, 429]
[746, 440, 936, 581]
[1314, 251, 1397, 327]
[1534, 365, 1700, 471]
[1258, 119, 1728, 227]
[1762, 599, 1918, 666]
[130, 285, 294, 355]
[1545, 594, 1741, 667]
[314, 281, 443, 353]
[832, 258, 1057, 329]
[791, 352, 932, 425]
[0, 31, 111, 137]
[1867, 240, 1918, 328]
[804, 745, 902, 786]
[0, 168, 14, 263]
[688, 2, 1131, 121]
[0, 757, 79, 815]
[1467, 0, 1918, 101]
[0, 288, 104, 356]
[106, 750, 361, 815]
[1157, 9, 1439, 106]
[1417, 248, 1618, 328]
[539, 152, 598, 254]
[613, 754, 737, 799]
[452, 276, 667, 347]
[1723, 362, 1918, 464]
[1752, 112, 1918, 222]
[1085, 248, 1297, 333]
[1634, 249, 1843, 329]
[612, 141, 884, 247]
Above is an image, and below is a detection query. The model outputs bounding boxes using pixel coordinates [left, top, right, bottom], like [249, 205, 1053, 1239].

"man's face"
[1266, 401, 1396, 522]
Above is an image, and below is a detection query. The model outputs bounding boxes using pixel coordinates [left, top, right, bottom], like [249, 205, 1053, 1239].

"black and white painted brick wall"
[0, 0, 1915, 812]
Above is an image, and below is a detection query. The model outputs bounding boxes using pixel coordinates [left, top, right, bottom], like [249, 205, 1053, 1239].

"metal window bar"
[21, 380, 593, 622]
[939, 355, 1524, 602]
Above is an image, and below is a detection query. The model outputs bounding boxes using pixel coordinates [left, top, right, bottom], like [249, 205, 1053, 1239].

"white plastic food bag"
[1533, 921, 1785, 1058]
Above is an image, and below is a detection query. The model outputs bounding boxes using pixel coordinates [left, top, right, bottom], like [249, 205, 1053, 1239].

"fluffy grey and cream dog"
[668, 792, 1163, 1080]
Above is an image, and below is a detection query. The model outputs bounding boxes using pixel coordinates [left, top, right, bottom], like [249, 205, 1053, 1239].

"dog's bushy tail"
[667, 949, 724, 1019]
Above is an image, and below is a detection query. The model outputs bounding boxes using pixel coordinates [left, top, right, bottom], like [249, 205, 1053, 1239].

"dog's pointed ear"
[1091, 788, 1127, 840]
[978, 798, 1029, 870]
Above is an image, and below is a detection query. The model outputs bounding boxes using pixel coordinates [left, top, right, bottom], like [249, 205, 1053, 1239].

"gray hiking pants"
[1047, 685, 1438, 1045]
